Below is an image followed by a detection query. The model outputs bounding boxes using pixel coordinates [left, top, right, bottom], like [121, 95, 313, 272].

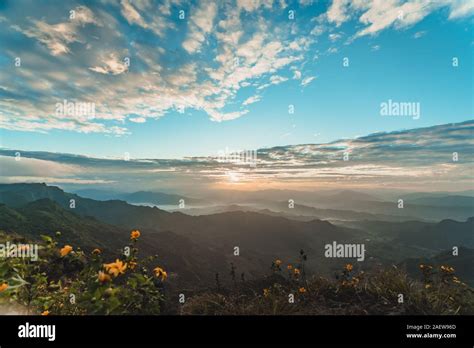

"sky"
[0, 0, 472, 160]
[0, 120, 472, 193]
[0, 0, 473, 193]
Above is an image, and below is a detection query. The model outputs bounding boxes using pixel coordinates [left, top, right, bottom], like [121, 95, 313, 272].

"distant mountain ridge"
[73, 188, 204, 206]
[0, 184, 362, 284]
[0, 199, 228, 286]
[1, 183, 473, 287]
[405, 195, 474, 208]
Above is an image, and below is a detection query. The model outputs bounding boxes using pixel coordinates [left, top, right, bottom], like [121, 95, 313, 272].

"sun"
[226, 171, 240, 183]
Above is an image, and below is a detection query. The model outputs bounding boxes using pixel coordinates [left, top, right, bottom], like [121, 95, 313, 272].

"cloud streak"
[1, 121, 472, 192]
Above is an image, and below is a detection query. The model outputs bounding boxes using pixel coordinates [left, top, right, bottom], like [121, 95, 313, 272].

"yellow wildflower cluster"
[98, 271, 111, 283]
[60, 245, 73, 257]
[341, 278, 360, 287]
[130, 230, 141, 240]
[153, 266, 167, 281]
[104, 259, 127, 277]
[440, 265, 455, 274]
[128, 261, 138, 270]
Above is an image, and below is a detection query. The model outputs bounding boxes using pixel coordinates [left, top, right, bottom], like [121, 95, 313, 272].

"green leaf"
[40, 235, 53, 244]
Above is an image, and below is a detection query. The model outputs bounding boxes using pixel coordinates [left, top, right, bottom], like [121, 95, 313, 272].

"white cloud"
[3, 121, 471, 191]
[258, 75, 289, 90]
[236, 33, 266, 63]
[299, 0, 314, 6]
[413, 30, 426, 39]
[325, 0, 474, 39]
[237, 0, 274, 12]
[322, 0, 474, 40]
[166, 63, 198, 86]
[327, 0, 351, 26]
[72, 5, 102, 26]
[329, 32, 342, 41]
[270, 75, 288, 84]
[448, 0, 474, 19]
[120, 0, 172, 37]
[207, 109, 249, 122]
[2, 0, 312, 130]
[354, 1, 433, 38]
[89, 53, 129, 75]
[0, 156, 81, 177]
[121, 0, 147, 27]
[301, 76, 316, 86]
[15, 6, 100, 56]
[243, 95, 261, 106]
[129, 117, 146, 123]
[311, 24, 326, 36]
[182, 2, 218, 53]
[4, 0, 472, 136]
[293, 70, 302, 79]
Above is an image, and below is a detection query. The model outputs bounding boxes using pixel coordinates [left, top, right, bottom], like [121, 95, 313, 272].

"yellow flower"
[104, 259, 127, 277]
[98, 271, 111, 283]
[153, 266, 168, 281]
[263, 288, 270, 297]
[92, 248, 101, 255]
[60, 245, 73, 257]
[345, 263, 353, 272]
[275, 259, 282, 266]
[425, 284, 432, 289]
[128, 261, 138, 270]
[440, 265, 455, 273]
[41, 310, 50, 316]
[287, 264, 293, 270]
[294, 268, 300, 276]
[130, 230, 141, 240]
[0, 283, 8, 292]
[298, 287, 306, 293]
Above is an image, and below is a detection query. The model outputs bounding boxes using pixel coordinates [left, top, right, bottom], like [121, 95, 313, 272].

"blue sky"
[0, 0, 473, 160]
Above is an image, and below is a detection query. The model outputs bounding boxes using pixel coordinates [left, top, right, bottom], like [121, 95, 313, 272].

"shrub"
[0, 230, 166, 315]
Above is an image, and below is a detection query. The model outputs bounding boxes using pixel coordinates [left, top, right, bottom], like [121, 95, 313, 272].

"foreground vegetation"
[0, 230, 472, 315]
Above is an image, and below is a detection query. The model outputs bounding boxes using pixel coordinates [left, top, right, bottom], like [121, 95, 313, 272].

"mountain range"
[0, 183, 473, 286]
